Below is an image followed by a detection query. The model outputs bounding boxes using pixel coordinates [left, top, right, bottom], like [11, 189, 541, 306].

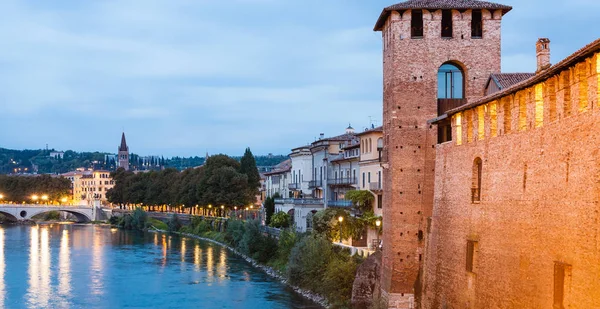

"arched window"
[438, 63, 464, 99]
[369, 139, 372, 153]
[472, 158, 482, 203]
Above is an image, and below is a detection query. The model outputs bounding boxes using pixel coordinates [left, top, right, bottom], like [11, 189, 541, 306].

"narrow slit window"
[490, 102, 498, 137]
[471, 10, 483, 38]
[466, 111, 473, 143]
[518, 92, 527, 131]
[455, 113, 463, 145]
[466, 240, 477, 272]
[411, 10, 424, 38]
[477, 106, 485, 140]
[503, 97, 512, 134]
[472, 158, 482, 203]
[554, 262, 571, 309]
[578, 62, 588, 112]
[548, 77, 557, 122]
[563, 70, 572, 117]
[441, 10, 453, 38]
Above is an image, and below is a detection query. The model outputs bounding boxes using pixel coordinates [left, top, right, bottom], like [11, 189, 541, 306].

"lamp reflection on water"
[90, 226, 104, 296]
[194, 244, 202, 271]
[58, 229, 71, 298]
[27, 226, 50, 308]
[0, 228, 5, 309]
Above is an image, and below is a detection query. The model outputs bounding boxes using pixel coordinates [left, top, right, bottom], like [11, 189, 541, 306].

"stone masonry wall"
[380, 8, 504, 306]
[422, 52, 600, 308]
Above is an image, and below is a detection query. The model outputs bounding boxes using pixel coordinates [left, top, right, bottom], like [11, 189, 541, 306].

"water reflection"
[0, 228, 5, 309]
[58, 229, 71, 299]
[1, 225, 322, 309]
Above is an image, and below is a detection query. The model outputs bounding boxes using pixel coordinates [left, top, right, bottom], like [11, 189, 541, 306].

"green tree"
[240, 148, 260, 197]
[270, 211, 291, 228]
[345, 190, 374, 212]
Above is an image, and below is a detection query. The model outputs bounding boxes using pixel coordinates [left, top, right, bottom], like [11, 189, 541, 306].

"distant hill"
[0, 148, 288, 174]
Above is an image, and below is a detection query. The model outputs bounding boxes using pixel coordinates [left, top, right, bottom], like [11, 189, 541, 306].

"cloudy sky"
[1, 0, 598, 157]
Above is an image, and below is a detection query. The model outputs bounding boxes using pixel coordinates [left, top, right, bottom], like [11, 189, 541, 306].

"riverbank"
[152, 228, 330, 308]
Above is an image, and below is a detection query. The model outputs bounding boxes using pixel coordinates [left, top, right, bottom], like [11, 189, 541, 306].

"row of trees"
[0, 174, 71, 202]
[107, 149, 261, 209]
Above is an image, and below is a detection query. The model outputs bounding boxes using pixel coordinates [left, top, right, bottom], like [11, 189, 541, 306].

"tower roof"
[374, 0, 512, 31]
[119, 132, 128, 152]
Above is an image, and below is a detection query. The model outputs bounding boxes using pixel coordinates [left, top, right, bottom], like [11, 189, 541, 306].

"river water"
[0, 224, 322, 309]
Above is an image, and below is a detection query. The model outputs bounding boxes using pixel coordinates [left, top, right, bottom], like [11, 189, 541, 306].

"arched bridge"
[0, 204, 98, 223]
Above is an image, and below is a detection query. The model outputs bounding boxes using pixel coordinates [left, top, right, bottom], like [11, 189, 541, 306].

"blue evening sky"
[0, 0, 598, 157]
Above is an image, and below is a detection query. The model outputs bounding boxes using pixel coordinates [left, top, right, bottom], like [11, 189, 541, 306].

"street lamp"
[41, 195, 49, 204]
[375, 219, 382, 251]
[338, 216, 344, 243]
[32, 195, 39, 203]
[61, 197, 68, 204]
[220, 205, 224, 217]
[0, 194, 4, 200]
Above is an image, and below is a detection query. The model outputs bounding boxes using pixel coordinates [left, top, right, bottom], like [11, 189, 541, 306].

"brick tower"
[373, 1, 511, 307]
[118, 132, 130, 171]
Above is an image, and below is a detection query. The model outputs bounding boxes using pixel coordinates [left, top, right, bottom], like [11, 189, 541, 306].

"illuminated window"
[489, 102, 498, 137]
[535, 83, 544, 128]
[455, 113, 463, 145]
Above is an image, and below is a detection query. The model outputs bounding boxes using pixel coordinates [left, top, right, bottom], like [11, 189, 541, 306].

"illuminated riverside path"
[0, 224, 322, 309]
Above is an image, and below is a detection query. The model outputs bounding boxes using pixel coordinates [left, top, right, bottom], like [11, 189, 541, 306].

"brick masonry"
[378, 8, 504, 306]
[422, 51, 600, 308]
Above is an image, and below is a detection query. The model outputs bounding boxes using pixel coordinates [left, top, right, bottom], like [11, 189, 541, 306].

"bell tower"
[118, 132, 130, 171]
[374, 0, 511, 307]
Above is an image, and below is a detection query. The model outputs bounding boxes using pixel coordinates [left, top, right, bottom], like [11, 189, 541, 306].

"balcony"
[327, 177, 357, 187]
[438, 98, 467, 116]
[275, 198, 324, 206]
[288, 183, 300, 191]
[308, 180, 322, 188]
[369, 182, 383, 192]
[328, 200, 353, 208]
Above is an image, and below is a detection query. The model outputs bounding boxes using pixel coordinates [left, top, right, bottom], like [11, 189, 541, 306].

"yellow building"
[62, 169, 114, 206]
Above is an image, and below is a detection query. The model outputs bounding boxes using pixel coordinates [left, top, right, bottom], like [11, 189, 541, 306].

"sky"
[0, 0, 599, 157]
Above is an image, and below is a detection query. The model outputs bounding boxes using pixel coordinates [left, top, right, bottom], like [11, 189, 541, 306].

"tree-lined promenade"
[106, 149, 261, 215]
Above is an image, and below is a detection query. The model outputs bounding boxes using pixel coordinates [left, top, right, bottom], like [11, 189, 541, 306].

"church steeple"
[118, 132, 130, 171]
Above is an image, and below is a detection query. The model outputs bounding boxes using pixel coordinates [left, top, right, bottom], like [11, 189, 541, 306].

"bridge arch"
[0, 211, 18, 222]
[27, 209, 92, 223]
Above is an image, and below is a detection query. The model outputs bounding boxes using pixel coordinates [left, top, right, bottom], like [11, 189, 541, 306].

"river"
[0, 223, 323, 309]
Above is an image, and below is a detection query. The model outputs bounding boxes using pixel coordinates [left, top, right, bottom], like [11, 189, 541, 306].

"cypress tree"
[240, 147, 260, 196]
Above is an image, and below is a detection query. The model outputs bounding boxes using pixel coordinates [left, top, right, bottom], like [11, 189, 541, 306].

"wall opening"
[563, 70, 572, 117]
[503, 97, 512, 134]
[490, 102, 498, 137]
[466, 240, 478, 272]
[455, 113, 463, 145]
[547, 77, 557, 122]
[471, 9, 483, 38]
[441, 10, 453, 38]
[466, 111, 473, 143]
[438, 63, 464, 99]
[411, 10, 424, 38]
[472, 157, 482, 203]
[518, 92, 527, 131]
[477, 106, 485, 140]
[535, 83, 544, 127]
[554, 262, 571, 309]
[578, 62, 588, 112]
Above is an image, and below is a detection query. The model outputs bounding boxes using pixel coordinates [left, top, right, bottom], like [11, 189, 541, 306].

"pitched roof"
[264, 159, 292, 176]
[446, 38, 600, 116]
[374, 0, 512, 31]
[356, 126, 384, 136]
[119, 132, 128, 152]
[488, 73, 535, 90]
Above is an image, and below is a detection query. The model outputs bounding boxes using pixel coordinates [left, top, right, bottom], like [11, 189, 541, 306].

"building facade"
[374, 0, 511, 306]
[62, 169, 115, 206]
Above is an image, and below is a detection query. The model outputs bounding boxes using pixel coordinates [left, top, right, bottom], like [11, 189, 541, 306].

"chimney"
[536, 38, 551, 73]
[319, 133, 325, 140]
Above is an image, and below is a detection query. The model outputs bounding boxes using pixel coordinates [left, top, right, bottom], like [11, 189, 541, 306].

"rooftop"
[264, 159, 292, 176]
[374, 0, 512, 31]
[487, 73, 536, 90]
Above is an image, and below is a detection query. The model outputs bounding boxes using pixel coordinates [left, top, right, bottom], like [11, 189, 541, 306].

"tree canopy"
[0, 174, 71, 203]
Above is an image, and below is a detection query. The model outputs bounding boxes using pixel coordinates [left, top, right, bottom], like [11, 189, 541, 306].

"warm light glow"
[535, 83, 544, 127]
[375, 219, 381, 227]
[0, 194, 3, 200]
[41, 195, 48, 201]
[61, 197, 68, 203]
[234, 206, 237, 210]
[220, 205, 224, 209]
[32, 195, 39, 201]
[208, 205, 212, 208]
[338, 216, 344, 223]
[455, 113, 462, 146]
[245, 207, 249, 210]
[250, 205, 253, 209]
